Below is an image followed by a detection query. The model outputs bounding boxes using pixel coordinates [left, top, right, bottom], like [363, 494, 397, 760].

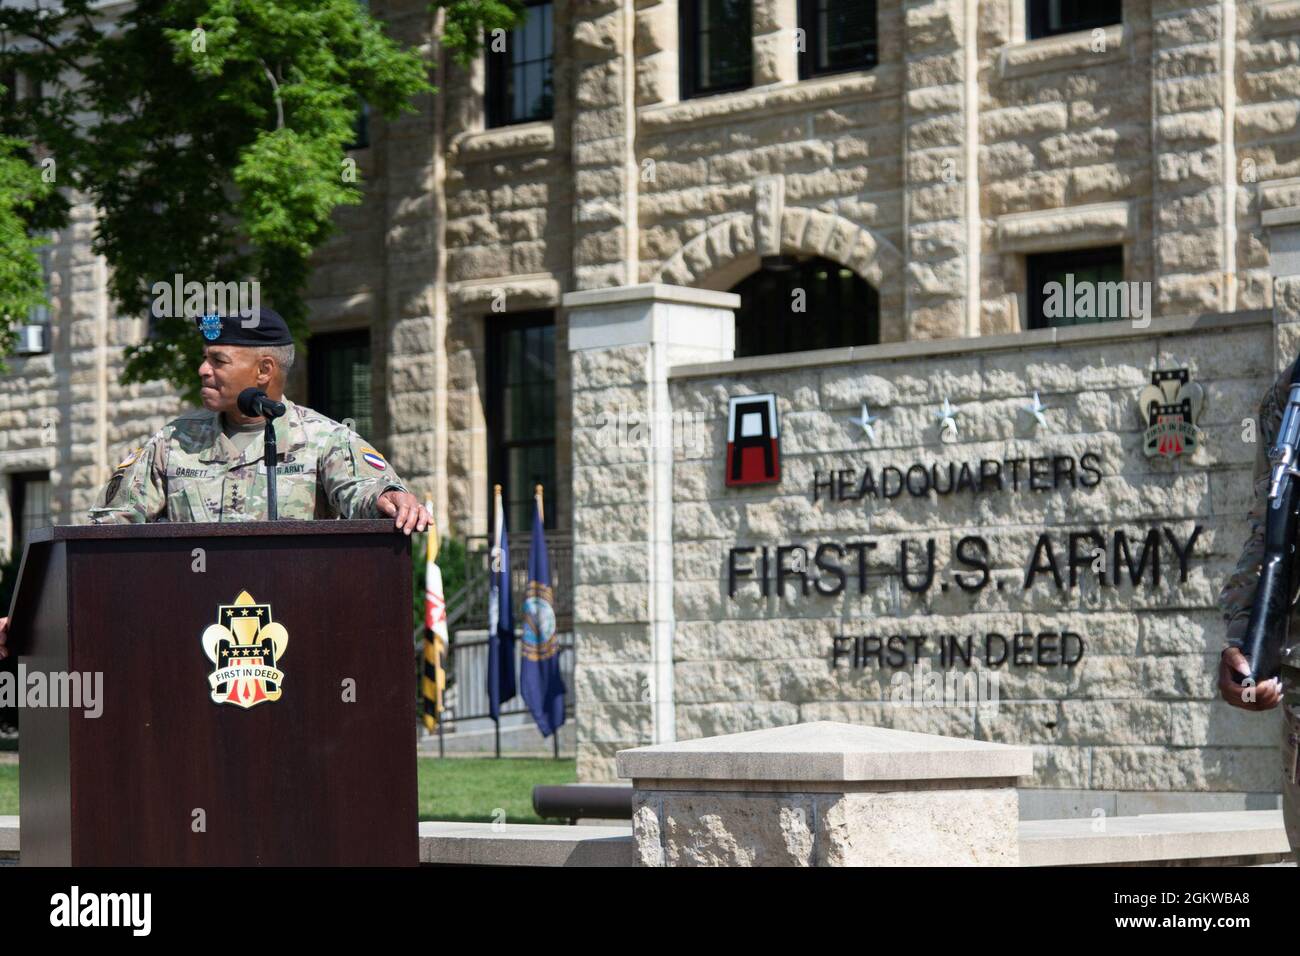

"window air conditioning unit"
[14, 324, 47, 355]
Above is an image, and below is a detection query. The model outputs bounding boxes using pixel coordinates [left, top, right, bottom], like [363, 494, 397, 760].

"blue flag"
[521, 494, 566, 737]
[487, 489, 516, 719]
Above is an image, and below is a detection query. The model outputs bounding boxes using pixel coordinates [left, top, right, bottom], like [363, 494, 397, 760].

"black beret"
[195, 306, 292, 346]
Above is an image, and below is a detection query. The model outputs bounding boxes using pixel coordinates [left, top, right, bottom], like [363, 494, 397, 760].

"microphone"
[237, 387, 286, 419]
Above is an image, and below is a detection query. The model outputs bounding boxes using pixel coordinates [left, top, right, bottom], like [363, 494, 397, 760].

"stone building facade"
[2, 2, 1300, 796]
[3, 0, 1298, 557]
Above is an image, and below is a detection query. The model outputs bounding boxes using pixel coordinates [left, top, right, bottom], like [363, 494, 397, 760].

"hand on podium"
[377, 490, 432, 536]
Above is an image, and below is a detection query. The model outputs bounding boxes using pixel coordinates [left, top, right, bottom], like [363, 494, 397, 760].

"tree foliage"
[0, 0, 523, 400]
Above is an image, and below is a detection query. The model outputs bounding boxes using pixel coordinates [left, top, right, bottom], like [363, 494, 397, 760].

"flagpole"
[493, 483, 502, 761]
[536, 484, 559, 759]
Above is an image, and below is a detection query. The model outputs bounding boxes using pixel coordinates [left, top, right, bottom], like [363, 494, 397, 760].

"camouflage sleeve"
[318, 428, 411, 519]
[1217, 371, 1288, 651]
[86, 433, 168, 524]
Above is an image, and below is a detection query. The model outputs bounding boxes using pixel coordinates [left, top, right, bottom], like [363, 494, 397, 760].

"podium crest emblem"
[1138, 368, 1205, 459]
[201, 590, 289, 709]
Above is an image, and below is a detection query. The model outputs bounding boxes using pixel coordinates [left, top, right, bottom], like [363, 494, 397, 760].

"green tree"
[0, 124, 53, 363]
[0, 0, 524, 400]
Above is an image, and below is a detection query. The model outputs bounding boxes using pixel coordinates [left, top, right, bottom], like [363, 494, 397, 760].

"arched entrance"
[729, 254, 880, 357]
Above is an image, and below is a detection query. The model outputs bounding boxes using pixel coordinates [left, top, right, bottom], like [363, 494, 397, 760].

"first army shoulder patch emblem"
[360, 447, 387, 471]
[201, 590, 289, 709]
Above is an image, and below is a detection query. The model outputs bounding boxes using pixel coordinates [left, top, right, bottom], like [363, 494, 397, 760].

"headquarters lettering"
[812, 451, 1103, 502]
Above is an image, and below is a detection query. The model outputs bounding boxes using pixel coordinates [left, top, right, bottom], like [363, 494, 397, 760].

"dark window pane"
[682, 0, 753, 97]
[1026, 246, 1126, 329]
[308, 330, 373, 436]
[729, 255, 879, 358]
[1027, 0, 1121, 40]
[485, 1, 554, 127]
[488, 312, 557, 531]
[800, 0, 876, 77]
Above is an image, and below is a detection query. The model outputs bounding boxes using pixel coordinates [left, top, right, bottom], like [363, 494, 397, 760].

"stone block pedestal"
[617, 721, 1033, 866]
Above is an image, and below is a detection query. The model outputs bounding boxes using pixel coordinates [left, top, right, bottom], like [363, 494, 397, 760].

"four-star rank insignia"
[201, 590, 289, 709]
[1138, 368, 1205, 459]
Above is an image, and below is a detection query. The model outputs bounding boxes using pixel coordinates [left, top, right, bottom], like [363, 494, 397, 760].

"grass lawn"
[0, 765, 13, 816]
[417, 757, 576, 824]
[0, 757, 575, 824]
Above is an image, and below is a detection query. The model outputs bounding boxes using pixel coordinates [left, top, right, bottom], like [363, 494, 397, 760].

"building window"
[348, 99, 370, 150]
[485, 0, 554, 128]
[729, 255, 879, 358]
[798, 0, 877, 79]
[1026, 245, 1125, 329]
[308, 329, 373, 436]
[680, 0, 753, 99]
[10, 472, 51, 558]
[487, 311, 556, 533]
[29, 242, 51, 327]
[1026, 0, 1121, 40]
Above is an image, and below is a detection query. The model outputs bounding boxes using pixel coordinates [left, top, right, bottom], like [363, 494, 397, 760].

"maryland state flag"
[520, 485, 566, 737]
[421, 499, 448, 732]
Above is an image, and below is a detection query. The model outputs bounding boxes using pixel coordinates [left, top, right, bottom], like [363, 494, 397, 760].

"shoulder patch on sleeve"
[115, 446, 142, 471]
[360, 447, 387, 472]
[102, 473, 124, 505]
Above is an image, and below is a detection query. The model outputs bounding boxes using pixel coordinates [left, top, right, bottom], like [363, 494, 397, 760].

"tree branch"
[259, 57, 284, 129]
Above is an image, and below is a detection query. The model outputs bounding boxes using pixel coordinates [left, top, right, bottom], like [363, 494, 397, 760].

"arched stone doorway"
[729, 254, 880, 357]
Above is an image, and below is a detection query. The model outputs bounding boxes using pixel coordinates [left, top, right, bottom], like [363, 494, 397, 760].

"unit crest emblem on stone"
[1138, 368, 1205, 459]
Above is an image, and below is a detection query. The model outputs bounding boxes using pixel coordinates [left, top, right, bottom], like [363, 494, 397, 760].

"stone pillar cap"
[561, 283, 740, 310]
[616, 721, 1034, 783]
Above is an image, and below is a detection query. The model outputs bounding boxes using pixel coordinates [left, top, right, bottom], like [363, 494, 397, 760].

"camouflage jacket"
[87, 398, 411, 523]
[1216, 358, 1300, 697]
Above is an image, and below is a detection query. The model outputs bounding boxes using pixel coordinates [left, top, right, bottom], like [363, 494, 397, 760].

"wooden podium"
[6, 521, 418, 866]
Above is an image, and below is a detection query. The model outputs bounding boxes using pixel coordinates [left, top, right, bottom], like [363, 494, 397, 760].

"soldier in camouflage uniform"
[1217, 356, 1300, 857]
[0, 306, 430, 660]
[85, 306, 431, 528]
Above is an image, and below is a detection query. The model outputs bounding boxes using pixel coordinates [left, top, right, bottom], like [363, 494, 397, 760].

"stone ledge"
[448, 273, 560, 311]
[0, 816, 15, 854]
[637, 66, 899, 134]
[0, 818, 635, 867]
[0, 813, 1292, 866]
[0, 447, 57, 473]
[449, 121, 555, 162]
[996, 200, 1134, 254]
[668, 309, 1271, 379]
[616, 721, 1034, 783]
[1263, 207, 1300, 229]
[1019, 810, 1291, 867]
[1261, 0, 1300, 35]
[1259, 176, 1300, 213]
[563, 283, 741, 310]
[998, 23, 1127, 80]
[417, 821, 633, 866]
